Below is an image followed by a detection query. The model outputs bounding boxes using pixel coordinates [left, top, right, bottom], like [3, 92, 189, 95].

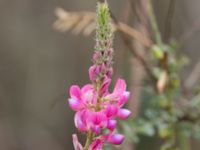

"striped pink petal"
[74, 110, 88, 132]
[104, 105, 118, 118]
[70, 85, 81, 100]
[113, 79, 126, 96]
[89, 139, 103, 150]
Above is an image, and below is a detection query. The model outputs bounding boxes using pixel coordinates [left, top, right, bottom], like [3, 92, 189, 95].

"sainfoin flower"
[68, 2, 131, 150]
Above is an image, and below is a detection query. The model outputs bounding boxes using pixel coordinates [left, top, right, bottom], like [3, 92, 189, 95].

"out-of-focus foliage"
[120, 22, 200, 150]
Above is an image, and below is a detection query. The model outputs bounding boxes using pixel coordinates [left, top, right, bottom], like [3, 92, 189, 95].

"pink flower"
[74, 110, 88, 132]
[103, 79, 130, 108]
[81, 84, 97, 105]
[69, 75, 131, 149]
[110, 79, 127, 97]
[68, 84, 97, 111]
[105, 79, 128, 101]
[87, 111, 108, 134]
[69, 78, 131, 134]
[104, 105, 118, 118]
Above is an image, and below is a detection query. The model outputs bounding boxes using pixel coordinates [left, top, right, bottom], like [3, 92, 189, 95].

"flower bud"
[106, 134, 124, 145]
[107, 119, 117, 131]
[117, 108, 131, 120]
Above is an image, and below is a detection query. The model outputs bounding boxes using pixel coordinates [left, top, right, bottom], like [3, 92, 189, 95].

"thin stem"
[164, 0, 176, 43]
[84, 131, 94, 150]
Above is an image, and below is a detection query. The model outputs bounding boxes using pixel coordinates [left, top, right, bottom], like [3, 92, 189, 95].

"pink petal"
[81, 84, 93, 93]
[118, 91, 130, 106]
[113, 79, 126, 96]
[89, 139, 103, 150]
[70, 85, 81, 99]
[100, 77, 111, 95]
[117, 108, 131, 120]
[81, 84, 96, 104]
[106, 134, 124, 145]
[74, 110, 88, 132]
[72, 134, 83, 150]
[124, 91, 130, 98]
[82, 90, 96, 105]
[104, 105, 118, 118]
[68, 98, 83, 111]
[87, 111, 107, 133]
[107, 120, 117, 131]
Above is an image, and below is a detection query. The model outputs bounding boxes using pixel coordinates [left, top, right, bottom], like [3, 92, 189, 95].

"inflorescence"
[68, 2, 131, 150]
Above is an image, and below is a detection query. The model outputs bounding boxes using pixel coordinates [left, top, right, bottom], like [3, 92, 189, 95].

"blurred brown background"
[0, 0, 199, 150]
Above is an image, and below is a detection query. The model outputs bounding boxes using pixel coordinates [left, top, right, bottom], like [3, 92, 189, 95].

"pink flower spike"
[70, 85, 81, 100]
[72, 134, 83, 150]
[107, 119, 117, 131]
[74, 110, 88, 132]
[89, 139, 103, 150]
[106, 134, 124, 145]
[68, 98, 83, 111]
[117, 108, 131, 120]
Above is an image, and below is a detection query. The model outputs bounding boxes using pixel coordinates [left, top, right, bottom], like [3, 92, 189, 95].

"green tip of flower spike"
[97, 2, 109, 26]
[96, 1, 113, 50]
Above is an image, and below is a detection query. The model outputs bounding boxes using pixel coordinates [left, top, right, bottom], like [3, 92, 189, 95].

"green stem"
[84, 131, 94, 150]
